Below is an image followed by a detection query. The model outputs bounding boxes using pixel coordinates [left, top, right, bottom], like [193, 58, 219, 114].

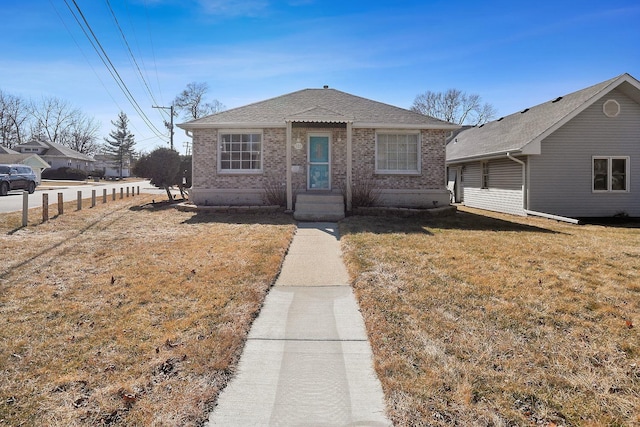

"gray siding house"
[447, 73, 640, 219]
[178, 87, 458, 220]
[93, 154, 131, 179]
[13, 139, 95, 172]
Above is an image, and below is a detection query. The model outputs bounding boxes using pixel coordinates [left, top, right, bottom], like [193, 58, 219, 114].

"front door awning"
[285, 106, 353, 124]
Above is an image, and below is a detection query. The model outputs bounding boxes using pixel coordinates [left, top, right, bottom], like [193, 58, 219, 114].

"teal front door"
[308, 135, 330, 190]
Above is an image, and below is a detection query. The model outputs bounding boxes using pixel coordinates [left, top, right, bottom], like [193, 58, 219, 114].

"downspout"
[184, 129, 194, 190]
[507, 152, 581, 224]
[506, 152, 526, 212]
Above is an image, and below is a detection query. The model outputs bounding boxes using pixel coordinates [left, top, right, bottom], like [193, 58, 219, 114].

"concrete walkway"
[206, 222, 391, 426]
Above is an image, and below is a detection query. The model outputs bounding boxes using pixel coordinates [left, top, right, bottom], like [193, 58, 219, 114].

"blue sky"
[1, 0, 639, 153]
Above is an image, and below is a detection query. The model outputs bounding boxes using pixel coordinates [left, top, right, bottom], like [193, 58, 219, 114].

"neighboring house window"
[219, 132, 262, 173]
[376, 132, 420, 173]
[481, 161, 489, 189]
[593, 156, 629, 192]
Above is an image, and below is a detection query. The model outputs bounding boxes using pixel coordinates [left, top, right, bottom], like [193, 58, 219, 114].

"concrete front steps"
[294, 192, 345, 221]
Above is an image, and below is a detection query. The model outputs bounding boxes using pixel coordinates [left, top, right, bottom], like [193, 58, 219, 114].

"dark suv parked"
[0, 164, 38, 196]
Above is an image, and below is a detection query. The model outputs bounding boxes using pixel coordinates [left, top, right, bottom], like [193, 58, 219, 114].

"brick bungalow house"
[177, 86, 458, 220]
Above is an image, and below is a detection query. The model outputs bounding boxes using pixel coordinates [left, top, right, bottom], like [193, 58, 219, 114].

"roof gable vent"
[552, 96, 563, 103]
[603, 99, 620, 117]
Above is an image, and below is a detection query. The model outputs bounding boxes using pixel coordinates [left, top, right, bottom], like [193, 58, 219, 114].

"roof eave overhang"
[177, 122, 287, 129]
[446, 150, 525, 164]
[178, 121, 460, 130]
[354, 122, 460, 130]
[24, 155, 51, 168]
[42, 154, 94, 161]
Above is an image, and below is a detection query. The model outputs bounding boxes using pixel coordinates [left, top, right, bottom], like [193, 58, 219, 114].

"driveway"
[0, 180, 183, 213]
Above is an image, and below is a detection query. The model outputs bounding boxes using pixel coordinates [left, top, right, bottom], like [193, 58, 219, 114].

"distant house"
[446, 73, 640, 219]
[0, 145, 50, 183]
[177, 87, 458, 220]
[13, 139, 95, 172]
[93, 154, 131, 179]
[0, 146, 17, 154]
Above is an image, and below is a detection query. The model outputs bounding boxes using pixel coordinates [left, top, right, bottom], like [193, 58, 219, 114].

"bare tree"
[30, 96, 77, 145]
[67, 114, 101, 155]
[173, 82, 225, 120]
[411, 89, 496, 125]
[0, 90, 30, 148]
[28, 96, 100, 154]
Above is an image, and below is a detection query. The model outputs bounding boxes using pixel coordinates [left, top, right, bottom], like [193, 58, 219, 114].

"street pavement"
[206, 222, 391, 426]
[0, 180, 181, 213]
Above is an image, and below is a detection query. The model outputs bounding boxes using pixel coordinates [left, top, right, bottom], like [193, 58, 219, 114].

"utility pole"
[152, 105, 174, 150]
[183, 141, 191, 156]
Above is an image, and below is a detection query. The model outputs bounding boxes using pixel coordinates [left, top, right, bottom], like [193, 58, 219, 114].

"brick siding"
[192, 126, 446, 203]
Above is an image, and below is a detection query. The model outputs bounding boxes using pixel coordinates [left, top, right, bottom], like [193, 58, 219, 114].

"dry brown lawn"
[341, 207, 639, 427]
[0, 195, 295, 426]
[2, 196, 638, 427]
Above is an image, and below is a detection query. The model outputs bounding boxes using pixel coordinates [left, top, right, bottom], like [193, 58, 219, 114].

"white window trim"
[592, 156, 630, 193]
[217, 129, 263, 174]
[374, 130, 421, 175]
[481, 161, 489, 189]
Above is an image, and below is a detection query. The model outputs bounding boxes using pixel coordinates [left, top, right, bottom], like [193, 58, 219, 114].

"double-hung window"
[593, 156, 629, 192]
[219, 132, 262, 173]
[376, 132, 420, 174]
[481, 161, 489, 189]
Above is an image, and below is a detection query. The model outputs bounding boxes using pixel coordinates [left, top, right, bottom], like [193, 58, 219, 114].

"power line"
[124, 0, 166, 119]
[48, 0, 125, 114]
[104, 0, 161, 109]
[152, 105, 174, 150]
[62, 0, 167, 141]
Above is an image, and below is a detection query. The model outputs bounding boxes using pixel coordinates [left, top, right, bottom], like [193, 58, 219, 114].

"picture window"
[219, 132, 262, 172]
[375, 133, 420, 173]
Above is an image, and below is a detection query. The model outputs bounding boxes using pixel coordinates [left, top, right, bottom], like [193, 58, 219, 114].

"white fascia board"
[354, 122, 460, 130]
[179, 121, 459, 130]
[520, 139, 542, 155]
[446, 150, 524, 164]
[178, 122, 287, 130]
